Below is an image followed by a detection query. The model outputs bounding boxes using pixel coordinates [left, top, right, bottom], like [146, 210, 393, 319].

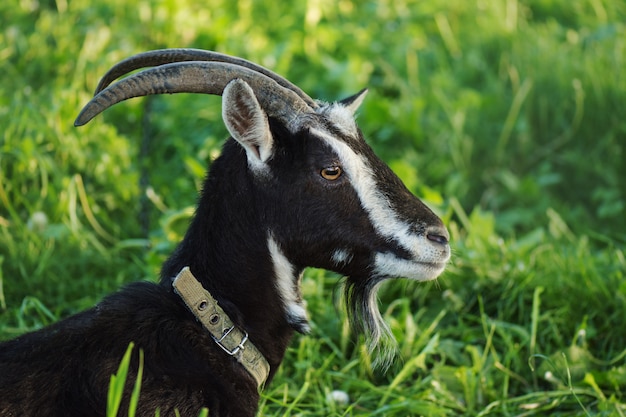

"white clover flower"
[27, 211, 48, 233]
[327, 390, 350, 406]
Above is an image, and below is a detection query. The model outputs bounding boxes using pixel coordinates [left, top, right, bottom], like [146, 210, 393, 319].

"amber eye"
[320, 166, 343, 181]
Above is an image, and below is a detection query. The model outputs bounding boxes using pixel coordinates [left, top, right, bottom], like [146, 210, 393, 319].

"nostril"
[426, 225, 450, 246]
[427, 233, 448, 245]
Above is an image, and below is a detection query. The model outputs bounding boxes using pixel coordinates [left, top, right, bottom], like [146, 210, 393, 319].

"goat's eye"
[320, 166, 343, 181]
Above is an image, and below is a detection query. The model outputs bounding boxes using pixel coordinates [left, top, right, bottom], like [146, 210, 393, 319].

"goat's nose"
[426, 225, 450, 246]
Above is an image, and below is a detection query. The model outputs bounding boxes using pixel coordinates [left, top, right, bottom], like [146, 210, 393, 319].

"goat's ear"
[222, 79, 274, 166]
[340, 88, 368, 115]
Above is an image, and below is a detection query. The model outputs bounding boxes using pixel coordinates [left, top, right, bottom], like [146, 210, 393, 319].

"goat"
[0, 49, 450, 417]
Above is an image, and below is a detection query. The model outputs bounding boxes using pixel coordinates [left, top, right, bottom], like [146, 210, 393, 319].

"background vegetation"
[1, 0, 625, 415]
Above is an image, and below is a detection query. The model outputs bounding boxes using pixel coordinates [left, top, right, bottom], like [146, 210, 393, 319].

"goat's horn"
[74, 61, 312, 127]
[94, 48, 318, 109]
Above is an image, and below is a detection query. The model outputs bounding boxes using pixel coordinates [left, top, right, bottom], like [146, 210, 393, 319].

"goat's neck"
[160, 145, 297, 370]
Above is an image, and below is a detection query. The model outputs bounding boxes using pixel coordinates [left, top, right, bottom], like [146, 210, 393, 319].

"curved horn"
[94, 48, 318, 109]
[74, 61, 313, 127]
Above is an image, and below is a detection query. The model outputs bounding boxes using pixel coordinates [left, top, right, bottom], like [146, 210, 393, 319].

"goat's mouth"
[372, 252, 449, 281]
[415, 261, 448, 280]
[417, 260, 448, 272]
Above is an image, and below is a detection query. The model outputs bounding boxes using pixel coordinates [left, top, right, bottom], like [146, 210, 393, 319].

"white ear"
[222, 79, 274, 168]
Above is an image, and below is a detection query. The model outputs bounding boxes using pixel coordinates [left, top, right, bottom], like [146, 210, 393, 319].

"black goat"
[0, 49, 450, 417]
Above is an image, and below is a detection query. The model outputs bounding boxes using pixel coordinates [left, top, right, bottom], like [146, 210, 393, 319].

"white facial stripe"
[310, 128, 424, 257]
[267, 234, 310, 331]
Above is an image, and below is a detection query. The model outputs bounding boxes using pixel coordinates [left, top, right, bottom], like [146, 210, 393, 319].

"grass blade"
[107, 342, 135, 417]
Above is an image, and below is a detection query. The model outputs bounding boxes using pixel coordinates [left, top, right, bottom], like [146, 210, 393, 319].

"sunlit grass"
[1, 0, 625, 415]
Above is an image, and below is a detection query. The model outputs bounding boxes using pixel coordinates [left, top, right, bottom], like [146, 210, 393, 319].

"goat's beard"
[344, 274, 398, 371]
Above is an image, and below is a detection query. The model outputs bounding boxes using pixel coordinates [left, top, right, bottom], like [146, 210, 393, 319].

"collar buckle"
[213, 325, 249, 356]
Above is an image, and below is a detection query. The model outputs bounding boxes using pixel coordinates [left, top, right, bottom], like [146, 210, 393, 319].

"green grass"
[1, 0, 625, 415]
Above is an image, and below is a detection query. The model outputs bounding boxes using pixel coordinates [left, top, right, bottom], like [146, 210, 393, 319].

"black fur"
[0, 109, 446, 416]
